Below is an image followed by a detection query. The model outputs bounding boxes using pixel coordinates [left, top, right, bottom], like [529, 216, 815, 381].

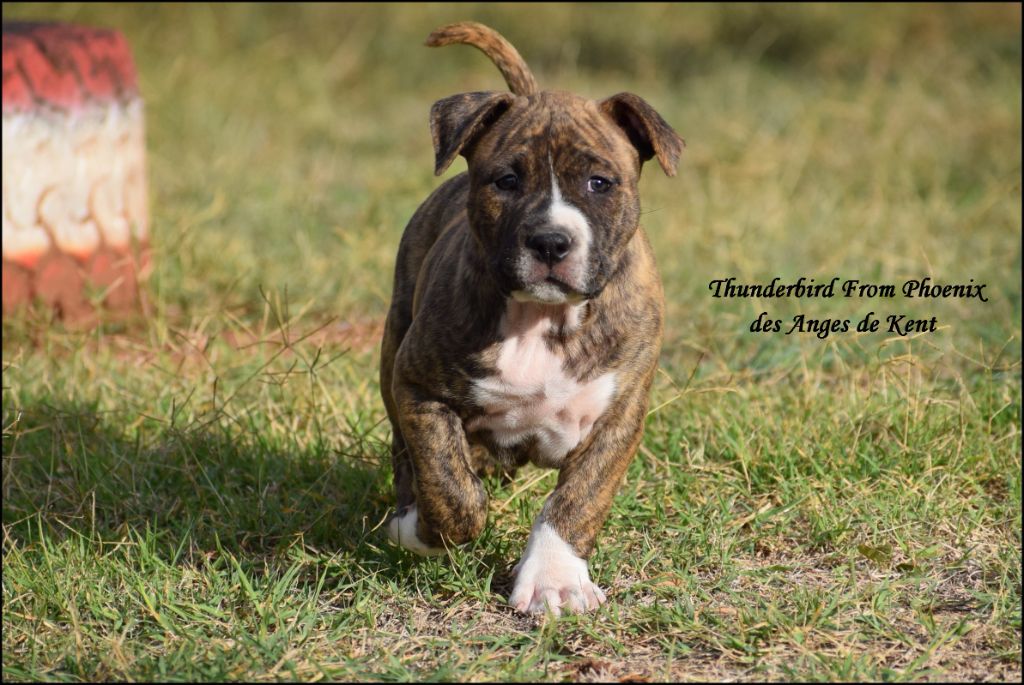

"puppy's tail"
[426, 22, 538, 96]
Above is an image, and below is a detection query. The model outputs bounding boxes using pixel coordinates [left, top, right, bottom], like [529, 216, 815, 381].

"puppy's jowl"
[380, 22, 684, 616]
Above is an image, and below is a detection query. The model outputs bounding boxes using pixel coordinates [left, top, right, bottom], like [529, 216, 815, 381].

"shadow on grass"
[2, 397, 398, 563]
[4, 395, 520, 593]
[2, 397, 520, 598]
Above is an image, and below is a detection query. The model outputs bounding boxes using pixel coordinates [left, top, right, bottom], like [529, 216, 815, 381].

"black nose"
[525, 232, 572, 265]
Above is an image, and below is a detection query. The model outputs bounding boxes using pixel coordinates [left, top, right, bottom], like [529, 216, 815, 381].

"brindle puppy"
[380, 22, 684, 616]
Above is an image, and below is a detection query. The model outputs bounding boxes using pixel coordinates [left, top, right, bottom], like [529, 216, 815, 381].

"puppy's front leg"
[509, 384, 649, 616]
[388, 383, 489, 555]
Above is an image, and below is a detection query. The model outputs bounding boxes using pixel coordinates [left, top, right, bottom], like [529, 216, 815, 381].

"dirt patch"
[220, 318, 384, 355]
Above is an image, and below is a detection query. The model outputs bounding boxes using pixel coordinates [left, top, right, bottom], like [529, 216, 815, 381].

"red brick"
[2, 262, 32, 314]
[34, 251, 86, 318]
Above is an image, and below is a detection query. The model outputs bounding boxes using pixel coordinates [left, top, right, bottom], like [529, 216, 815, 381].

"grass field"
[2, 3, 1021, 681]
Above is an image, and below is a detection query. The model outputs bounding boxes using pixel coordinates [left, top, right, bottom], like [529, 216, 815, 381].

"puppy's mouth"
[512, 277, 589, 305]
[498, 247, 599, 304]
[544, 274, 585, 294]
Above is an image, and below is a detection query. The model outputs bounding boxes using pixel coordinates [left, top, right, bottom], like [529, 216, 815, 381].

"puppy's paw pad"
[507, 521, 605, 617]
[509, 569, 606, 616]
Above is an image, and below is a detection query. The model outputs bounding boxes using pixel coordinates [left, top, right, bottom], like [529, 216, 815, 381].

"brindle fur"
[425, 22, 538, 97]
[380, 23, 683, 558]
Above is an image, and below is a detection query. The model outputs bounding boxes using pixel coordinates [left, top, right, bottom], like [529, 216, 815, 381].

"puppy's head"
[430, 90, 683, 304]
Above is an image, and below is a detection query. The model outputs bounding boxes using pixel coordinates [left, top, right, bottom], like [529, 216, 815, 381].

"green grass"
[2, 2, 1021, 681]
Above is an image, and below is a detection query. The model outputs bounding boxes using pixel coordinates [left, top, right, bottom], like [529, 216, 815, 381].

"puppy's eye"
[587, 176, 613, 194]
[495, 174, 519, 191]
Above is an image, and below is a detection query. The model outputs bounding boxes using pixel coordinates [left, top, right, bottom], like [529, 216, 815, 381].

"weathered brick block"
[2, 21, 150, 320]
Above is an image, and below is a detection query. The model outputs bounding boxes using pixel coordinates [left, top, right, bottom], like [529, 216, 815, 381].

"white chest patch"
[466, 302, 616, 466]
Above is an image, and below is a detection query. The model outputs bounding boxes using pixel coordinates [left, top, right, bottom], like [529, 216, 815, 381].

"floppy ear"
[599, 92, 684, 176]
[430, 91, 516, 176]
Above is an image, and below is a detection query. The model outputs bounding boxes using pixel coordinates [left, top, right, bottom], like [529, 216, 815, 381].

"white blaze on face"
[546, 157, 592, 293]
[513, 156, 595, 304]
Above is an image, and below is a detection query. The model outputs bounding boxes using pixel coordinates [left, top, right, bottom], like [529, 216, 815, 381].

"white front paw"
[508, 521, 606, 616]
[387, 505, 446, 556]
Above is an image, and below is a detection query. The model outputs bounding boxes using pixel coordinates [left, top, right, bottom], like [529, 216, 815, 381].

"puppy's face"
[431, 90, 683, 304]
[465, 93, 642, 303]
